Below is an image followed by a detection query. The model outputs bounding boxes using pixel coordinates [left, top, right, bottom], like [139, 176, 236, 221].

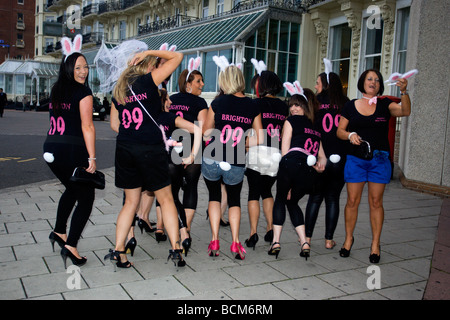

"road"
[0, 109, 117, 189]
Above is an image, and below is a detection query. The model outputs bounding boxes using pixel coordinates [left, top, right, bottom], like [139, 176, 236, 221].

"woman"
[245, 70, 289, 249]
[202, 65, 263, 260]
[168, 68, 208, 235]
[44, 50, 96, 268]
[106, 48, 185, 269]
[336, 69, 411, 263]
[305, 72, 349, 249]
[269, 89, 326, 260]
[156, 88, 202, 255]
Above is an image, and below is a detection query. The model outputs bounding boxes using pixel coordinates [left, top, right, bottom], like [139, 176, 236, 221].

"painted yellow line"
[17, 158, 37, 163]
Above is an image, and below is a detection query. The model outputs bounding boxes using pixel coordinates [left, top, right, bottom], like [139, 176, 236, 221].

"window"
[329, 23, 352, 94]
[203, 0, 209, 18]
[203, 49, 232, 92]
[217, 0, 224, 15]
[362, 18, 384, 71]
[244, 19, 300, 94]
[392, 7, 410, 95]
[16, 75, 25, 95]
[119, 21, 126, 40]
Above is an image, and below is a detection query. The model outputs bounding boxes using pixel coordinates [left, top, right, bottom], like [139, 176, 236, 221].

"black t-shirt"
[341, 97, 392, 155]
[112, 73, 163, 145]
[158, 111, 178, 139]
[47, 84, 92, 139]
[287, 115, 322, 157]
[169, 92, 208, 124]
[208, 94, 260, 167]
[257, 97, 289, 148]
[314, 93, 348, 157]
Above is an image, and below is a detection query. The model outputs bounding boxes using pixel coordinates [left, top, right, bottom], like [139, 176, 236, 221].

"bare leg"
[367, 182, 386, 255]
[342, 182, 365, 250]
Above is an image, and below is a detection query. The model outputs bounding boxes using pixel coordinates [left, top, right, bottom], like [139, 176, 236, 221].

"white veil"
[94, 40, 148, 93]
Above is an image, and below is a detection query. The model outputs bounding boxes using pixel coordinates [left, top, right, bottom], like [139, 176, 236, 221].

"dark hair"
[258, 71, 283, 97]
[178, 69, 203, 94]
[159, 88, 168, 111]
[317, 72, 349, 112]
[288, 92, 315, 123]
[250, 74, 259, 96]
[357, 69, 384, 96]
[50, 52, 89, 116]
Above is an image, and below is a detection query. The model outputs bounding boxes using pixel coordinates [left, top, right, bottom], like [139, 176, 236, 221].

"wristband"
[88, 158, 96, 161]
[348, 132, 356, 140]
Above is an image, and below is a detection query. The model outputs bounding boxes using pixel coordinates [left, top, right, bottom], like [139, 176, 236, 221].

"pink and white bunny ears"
[61, 34, 83, 62]
[186, 56, 202, 81]
[323, 58, 332, 83]
[250, 58, 267, 76]
[283, 80, 307, 101]
[385, 69, 418, 85]
[212, 55, 243, 72]
[159, 42, 177, 52]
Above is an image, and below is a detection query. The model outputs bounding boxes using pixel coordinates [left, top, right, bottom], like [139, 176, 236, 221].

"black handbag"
[70, 167, 105, 189]
[353, 140, 373, 160]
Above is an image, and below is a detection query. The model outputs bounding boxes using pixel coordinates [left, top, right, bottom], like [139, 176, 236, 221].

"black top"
[169, 92, 208, 124]
[47, 84, 92, 140]
[341, 97, 392, 155]
[112, 73, 163, 145]
[257, 97, 289, 148]
[208, 94, 260, 167]
[287, 115, 322, 157]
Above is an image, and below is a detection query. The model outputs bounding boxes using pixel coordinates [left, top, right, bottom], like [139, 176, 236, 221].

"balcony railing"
[82, 3, 98, 17]
[98, 0, 146, 15]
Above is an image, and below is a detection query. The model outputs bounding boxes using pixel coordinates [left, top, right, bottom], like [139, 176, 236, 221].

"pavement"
[0, 164, 448, 302]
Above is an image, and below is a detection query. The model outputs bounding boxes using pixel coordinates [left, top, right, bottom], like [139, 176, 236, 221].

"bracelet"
[88, 158, 96, 161]
[400, 90, 409, 96]
[348, 132, 357, 140]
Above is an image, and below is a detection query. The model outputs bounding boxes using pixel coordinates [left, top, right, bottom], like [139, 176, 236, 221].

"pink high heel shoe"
[230, 242, 246, 260]
[208, 240, 220, 257]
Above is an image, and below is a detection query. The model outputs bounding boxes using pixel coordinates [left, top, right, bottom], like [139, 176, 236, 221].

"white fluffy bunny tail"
[62, 34, 83, 62]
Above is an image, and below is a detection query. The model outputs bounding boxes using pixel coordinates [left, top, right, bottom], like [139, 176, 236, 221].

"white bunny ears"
[385, 69, 418, 85]
[212, 55, 243, 72]
[283, 80, 307, 101]
[61, 34, 83, 62]
[323, 58, 332, 83]
[250, 58, 267, 76]
[159, 42, 177, 52]
[186, 56, 202, 81]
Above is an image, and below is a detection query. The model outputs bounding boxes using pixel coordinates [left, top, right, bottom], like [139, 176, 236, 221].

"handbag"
[70, 167, 105, 189]
[353, 140, 373, 160]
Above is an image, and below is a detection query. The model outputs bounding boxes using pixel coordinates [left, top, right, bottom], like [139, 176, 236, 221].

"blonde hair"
[218, 65, 245, 95]
[113, 55, 158, 105]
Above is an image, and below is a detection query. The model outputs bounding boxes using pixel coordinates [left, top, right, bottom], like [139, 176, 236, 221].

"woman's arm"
[202, 106, 215, 140]
[248, 114, 264, 148]
[313, 141, 327, 173]
[79, 95, 96, 173]
[131, 50, 183, 87]
[389, 78, 411, 117]
[110, 102, 120, 133]
[280, 121, 292, 156]
[337, 116, 361, 145]
[175, 117, 202, 167]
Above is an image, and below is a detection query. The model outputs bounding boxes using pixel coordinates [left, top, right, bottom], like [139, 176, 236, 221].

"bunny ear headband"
[283, 80, 307, 101]
[186, 56, 202, 82]
[159, 42, 177, 52]
[212, 55, 243, 73]
[61, 34, 83, 62]
[385, 69, 418, 85]
[250, 58, 267, 76]
[323, 58, 332, 83]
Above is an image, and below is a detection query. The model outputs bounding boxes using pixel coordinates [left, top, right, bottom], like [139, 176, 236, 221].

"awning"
[139, 10, 267, 51]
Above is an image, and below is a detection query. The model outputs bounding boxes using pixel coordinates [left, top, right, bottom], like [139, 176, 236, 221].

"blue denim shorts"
[201, 157, 246, 185]
[344, 151, 391, 184]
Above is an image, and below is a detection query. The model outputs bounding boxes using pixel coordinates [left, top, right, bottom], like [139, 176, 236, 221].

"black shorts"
[115, 140, 170, 191]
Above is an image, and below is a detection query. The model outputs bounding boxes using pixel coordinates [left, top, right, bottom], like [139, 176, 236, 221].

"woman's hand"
[129, 52, 146, 66]
[181, 154, 195, 168]
[86, 158, 97, 173]
[397, 78, 408, 93]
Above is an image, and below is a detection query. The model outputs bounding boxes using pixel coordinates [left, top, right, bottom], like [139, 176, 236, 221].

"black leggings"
[272, 154, 318, 227]
[44, 142, 95, 248]
[305, 160, 345, 240]
[204, 178, 243, 208]
[246, 168, 277, 201]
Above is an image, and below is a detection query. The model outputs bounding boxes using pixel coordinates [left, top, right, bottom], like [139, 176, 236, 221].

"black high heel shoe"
[182, 238, 191, 256]
[268, 242, 281, 259]
[104, 249, 132, 271]
[125, 237, 137, 257]
[300, 242, 311, 261]
[60, 247, 87, 269]
[138, 219, 156, 234]
[369, 245, 381, 263]
[167, 249, 186, 267]
[155, 229, 167, 243]
[49, 231, 65, 252]
[244, 233, 259, 250]
[339, 237, 354, 258]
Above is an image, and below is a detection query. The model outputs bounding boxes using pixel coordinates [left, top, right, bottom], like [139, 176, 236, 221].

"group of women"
[43, 38, 411, 271]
